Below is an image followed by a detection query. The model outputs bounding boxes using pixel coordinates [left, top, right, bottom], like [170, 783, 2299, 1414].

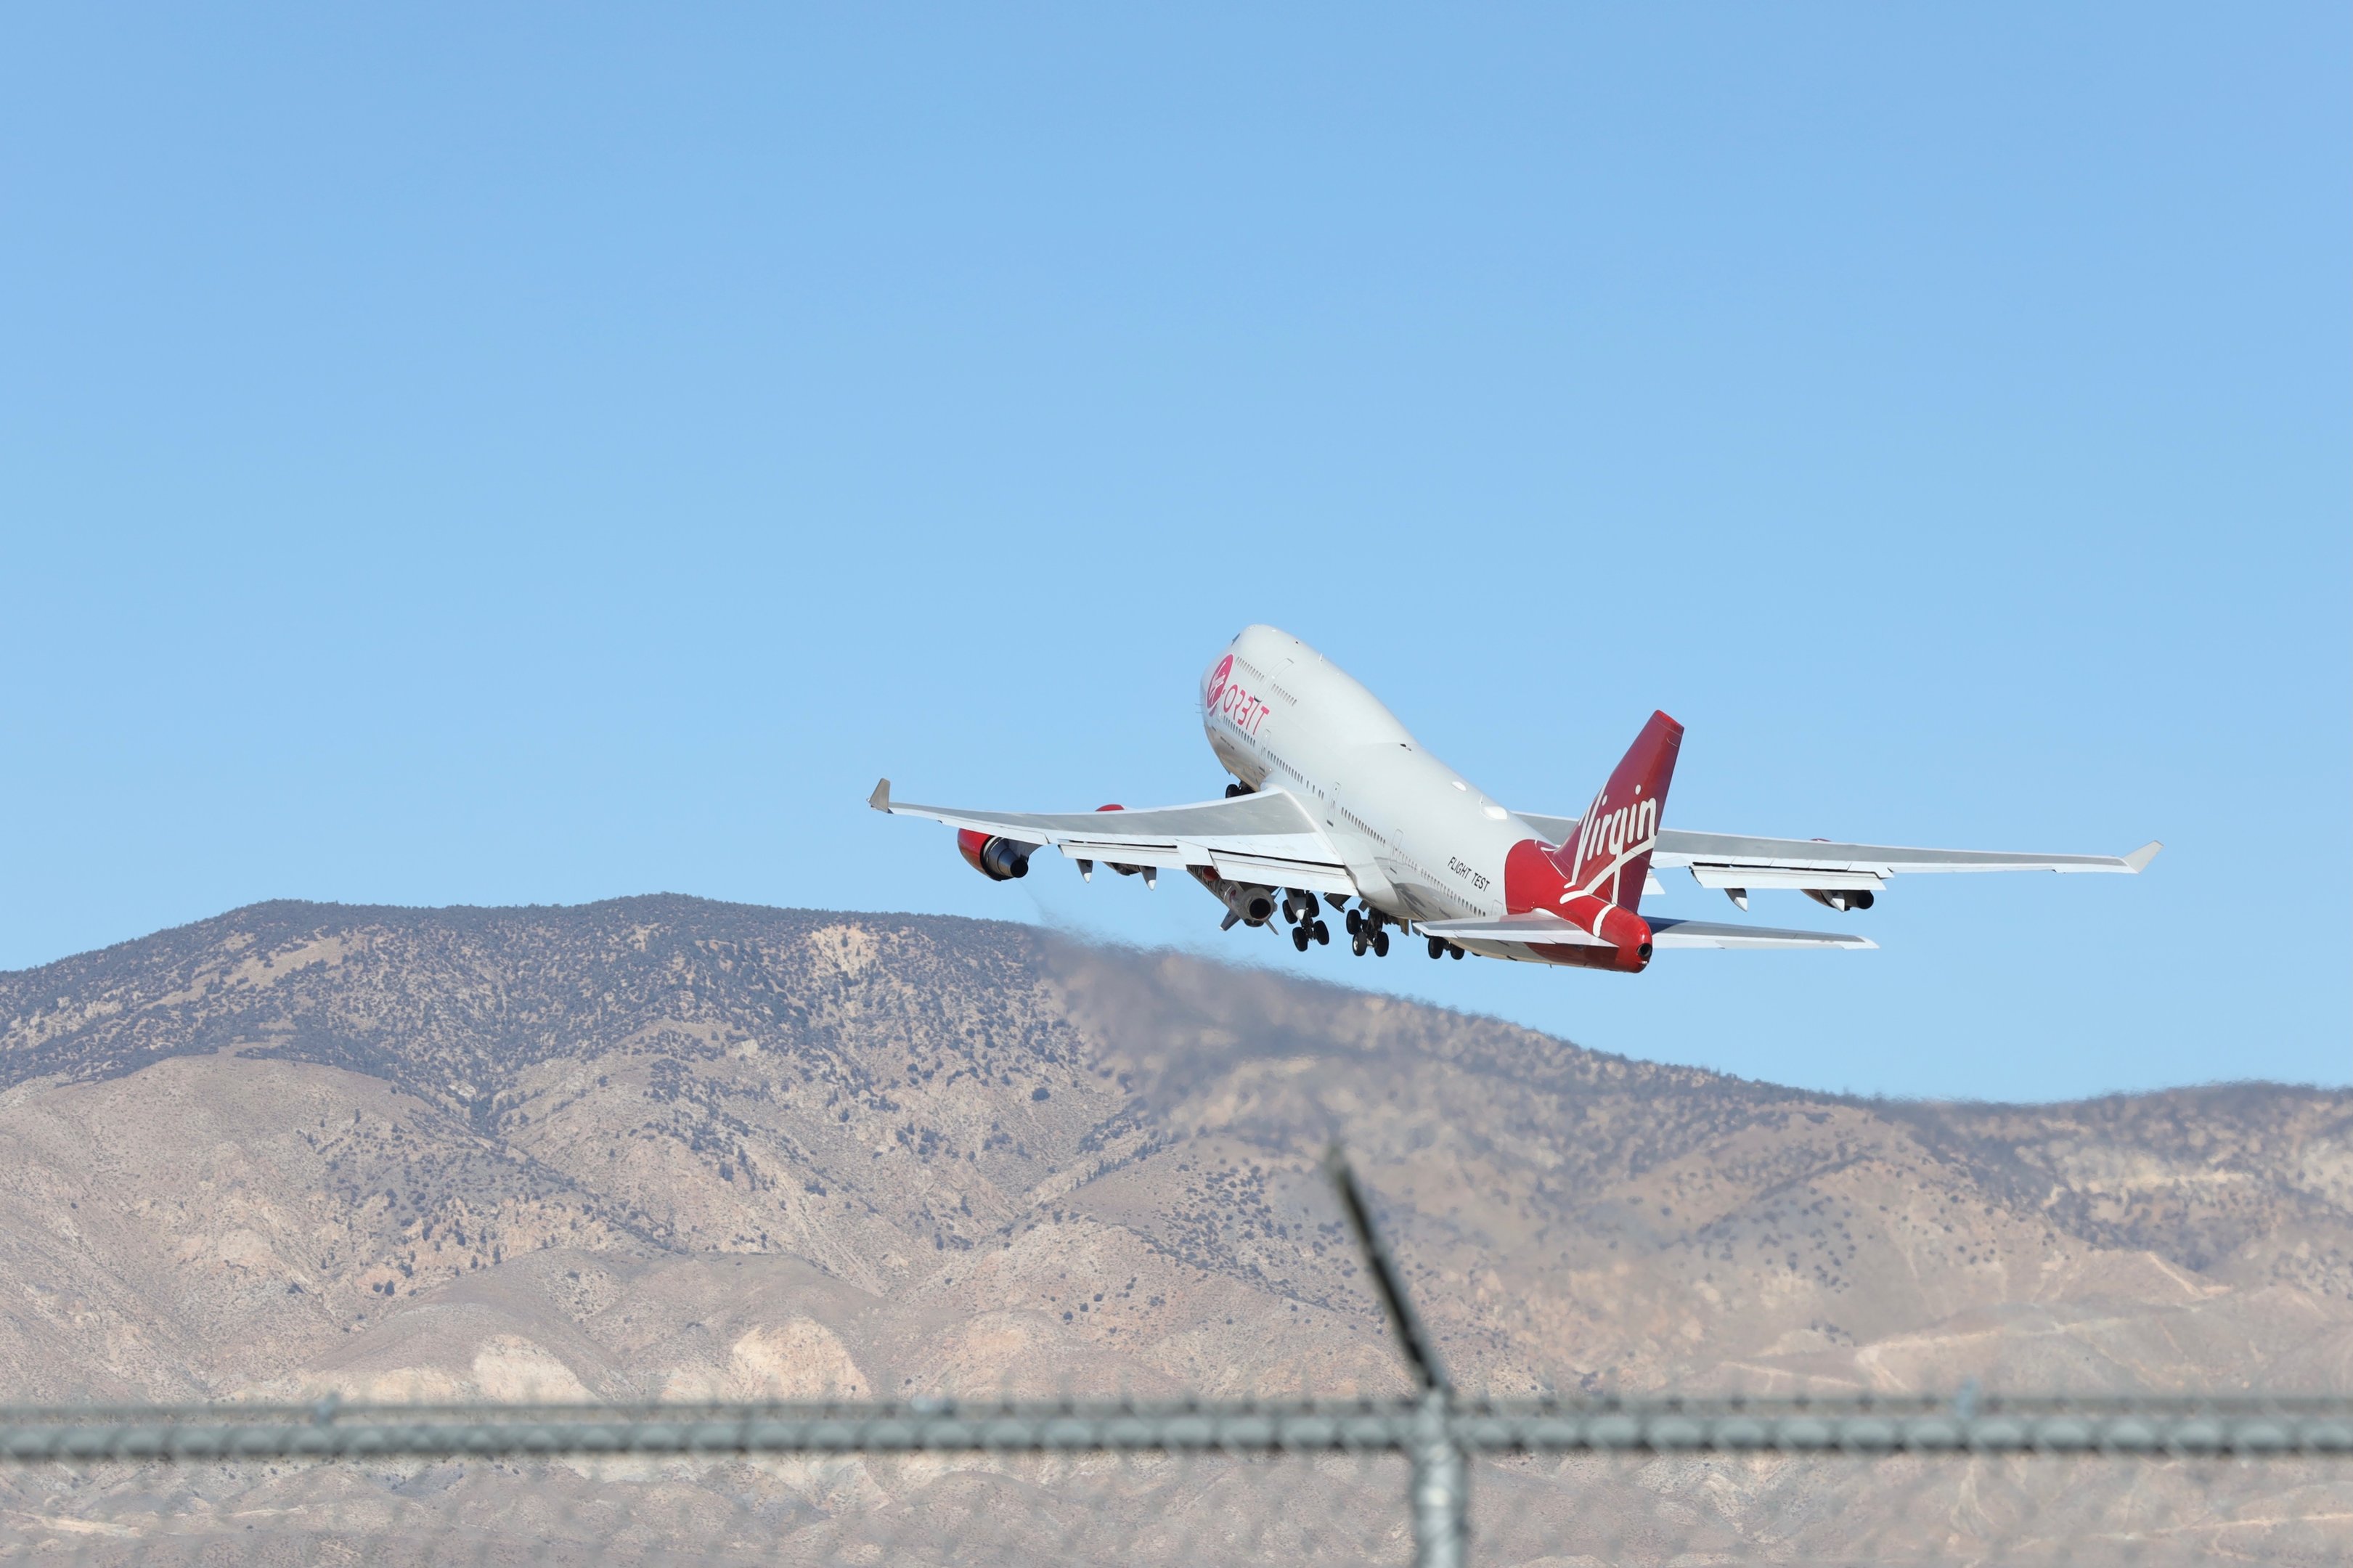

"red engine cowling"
[957, 830, 1032, 881]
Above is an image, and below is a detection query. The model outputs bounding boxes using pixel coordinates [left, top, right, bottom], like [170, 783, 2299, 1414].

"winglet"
[2123, 840, 2162, 873]
[868, 777, 892, 812]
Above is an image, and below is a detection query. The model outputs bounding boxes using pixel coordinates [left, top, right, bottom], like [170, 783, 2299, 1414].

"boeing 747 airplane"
[870, 626, 2158, 972]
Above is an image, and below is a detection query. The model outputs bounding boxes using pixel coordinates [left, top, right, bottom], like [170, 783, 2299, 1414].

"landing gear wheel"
[1450, 944, 1463, 959]
[1350, 932, 1368, 957]
[1292, 925, 1311, 953]
[1371, 929, 1390, 957]
[1345, 909, 1363, 937]
[1313, 920, 1330, 945]
[1427, 936, 1445, 960]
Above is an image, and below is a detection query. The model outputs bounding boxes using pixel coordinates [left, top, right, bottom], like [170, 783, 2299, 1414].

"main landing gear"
[1284, 894, 1459, 962]
[1281, 889, 1330, 952]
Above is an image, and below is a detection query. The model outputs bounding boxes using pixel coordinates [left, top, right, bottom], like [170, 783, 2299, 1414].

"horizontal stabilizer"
[1417, 912, 1871, 951]
[1416, 913, 1609, 947]
[1645, 917, 1876, 950]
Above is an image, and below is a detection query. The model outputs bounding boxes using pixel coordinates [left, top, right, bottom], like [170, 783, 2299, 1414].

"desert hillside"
[1, 895, 2346, 1408]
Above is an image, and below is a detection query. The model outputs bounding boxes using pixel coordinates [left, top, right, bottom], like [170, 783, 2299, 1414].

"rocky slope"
[1, 894, 2345, 1408]
[0, 896, 2346, 1561]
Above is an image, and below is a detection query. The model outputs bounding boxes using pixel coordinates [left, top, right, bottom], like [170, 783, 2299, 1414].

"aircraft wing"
[1418, 912, 1873, 950]
[1515, 813, 2159, 893]
[868, 779, 1358, 895]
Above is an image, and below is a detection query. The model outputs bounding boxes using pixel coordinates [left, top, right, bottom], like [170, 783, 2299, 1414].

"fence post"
[1408, 1386, 1468, 1568]
[1323, 1144, 1467, 1567]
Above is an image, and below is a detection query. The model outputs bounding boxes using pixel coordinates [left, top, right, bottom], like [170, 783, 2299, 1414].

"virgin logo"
[1204, 655, 1232, 711]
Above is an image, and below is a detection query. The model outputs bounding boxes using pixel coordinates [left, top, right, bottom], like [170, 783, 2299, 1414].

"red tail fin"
[1556, 711, 1684, 912]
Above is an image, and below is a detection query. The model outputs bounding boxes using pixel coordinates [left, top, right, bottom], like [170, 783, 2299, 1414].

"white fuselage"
[1199, 626, 1536, 927]
[882, 621, 2147, 967]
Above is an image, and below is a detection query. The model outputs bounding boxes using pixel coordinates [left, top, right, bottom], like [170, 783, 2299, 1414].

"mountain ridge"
[0, 894, 2344, 1411]
[3, 894, 2347, 1559]
[11, 893, 2325, 1110]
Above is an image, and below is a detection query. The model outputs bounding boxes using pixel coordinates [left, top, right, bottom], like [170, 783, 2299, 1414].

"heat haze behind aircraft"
[872, 626, 2158, 971]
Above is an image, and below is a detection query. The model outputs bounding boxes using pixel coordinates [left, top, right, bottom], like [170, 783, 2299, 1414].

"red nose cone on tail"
[1501, 843, 1656, 970]
[1573, 895, 1655, 958]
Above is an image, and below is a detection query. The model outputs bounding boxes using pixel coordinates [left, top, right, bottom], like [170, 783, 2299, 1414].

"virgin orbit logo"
[1204, 653, 1270, 737]
[1204, 655, 1232, 711]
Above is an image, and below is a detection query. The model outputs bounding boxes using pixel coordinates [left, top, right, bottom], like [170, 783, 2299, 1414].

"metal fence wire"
[1, 1153, 2345, 1566]
[0, 1396, 2349, 1566]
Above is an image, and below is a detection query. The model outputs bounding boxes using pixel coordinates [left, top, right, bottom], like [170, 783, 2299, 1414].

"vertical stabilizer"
[1559, 711, 1684, 912]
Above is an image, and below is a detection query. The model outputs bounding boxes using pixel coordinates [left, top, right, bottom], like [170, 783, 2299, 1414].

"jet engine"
[1187, 867, 1278, 926]
[1224, 883, 1279, 925]
[957, 829, 1033, 881]
[1803, 887, 1875, 911]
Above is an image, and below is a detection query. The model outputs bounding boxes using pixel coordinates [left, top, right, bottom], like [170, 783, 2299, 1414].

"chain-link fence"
[0, 1394, 2348, 1565]
[4, 1151, 2345, 1565]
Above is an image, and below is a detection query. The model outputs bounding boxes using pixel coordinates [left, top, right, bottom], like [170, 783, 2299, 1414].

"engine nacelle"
[1225, 883, 1279, 925]
[957, 829, 1032, 882]
[1188, 867, 1279, 926]
[1803, 887, 1875, 911]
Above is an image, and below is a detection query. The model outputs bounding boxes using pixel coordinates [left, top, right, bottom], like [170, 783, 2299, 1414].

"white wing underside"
[870, 782, 2153, 952]
[1418, 912, 1875, 951]
[868, 780, 1358, 896]
[1515, 816, 2160, 892]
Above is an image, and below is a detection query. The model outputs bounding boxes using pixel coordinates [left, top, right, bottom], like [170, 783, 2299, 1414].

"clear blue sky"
[4, 7, 2346, 1101]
